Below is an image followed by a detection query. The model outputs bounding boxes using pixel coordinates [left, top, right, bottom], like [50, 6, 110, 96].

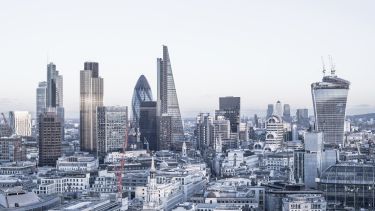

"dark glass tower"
[139, 101, 157, 151]
[219, 96, 240, 133]
[157, 46, 184, 150]
[38, 111, 62, 167]
[311, 70, 350, 146]
[131, 75, 153, 127]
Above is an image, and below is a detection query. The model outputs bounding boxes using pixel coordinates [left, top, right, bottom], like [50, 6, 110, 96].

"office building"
[97, 106, 128, 158]
[9, 111, 31, 136]
[195, 113, 213, 150]
[275, 100, 283, 117]
[38, 111, 63, 167]
[131, 75, 153, 127]
[157, 46, 184, 150]
[296, 109, 309, 128]
[267, 104, 274, 119]
[80, 62, 104, 152]
[36, 81, 47, 119]
[139, 101, 157, 151]
[283, 104, 291, 122]
[218, 96, 240, 133]
[311, 69, 350, 146]
[0, 136, 26, 162]
[46, 62, 63, 108]
[282, 194, 327, 211]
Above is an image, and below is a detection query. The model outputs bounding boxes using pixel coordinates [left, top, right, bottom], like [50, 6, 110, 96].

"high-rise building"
[9, 111, 31, 136]
[132, 75, 153, 127]
[275, 100, 283, 117]
[36, 81, 47, 119]
[296, 109, 309, 128]
[266, 104, 274, 119]
[218, 96, 240, 133]
[97, 106, 128, 158]
[195, 113, 213, 150]
[156, 46, 184, 150]
[0, 136, 26, 162]
[253, 114, 259, 128]
[311, 69, 350, 146]
[139, 101, 157, 151]
[80, 62, 104, 152]
[46, 63, 63, 108]
[38, 110, 62, 167]
[283, 104, 291, 122]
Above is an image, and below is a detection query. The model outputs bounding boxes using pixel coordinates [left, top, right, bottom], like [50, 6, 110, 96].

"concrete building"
[56, 153, 98, 172]
[9, 111, 32, 137]
[0, 136, 26, 162]
[264, 115, 284, 151]
[38, 111, 62, 167]
[282, 194, 327, 211]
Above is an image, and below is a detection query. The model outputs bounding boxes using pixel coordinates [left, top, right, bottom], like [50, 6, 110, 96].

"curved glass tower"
[132, 75, 153, 127]
[311, 71, 350, 146]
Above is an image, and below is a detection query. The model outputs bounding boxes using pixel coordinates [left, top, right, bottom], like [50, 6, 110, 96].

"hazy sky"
[0, 0, 374, 118]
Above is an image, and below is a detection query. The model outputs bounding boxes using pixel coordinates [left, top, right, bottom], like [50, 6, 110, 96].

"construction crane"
[117, 125, 129, 199]
[1, 112, 12, 135]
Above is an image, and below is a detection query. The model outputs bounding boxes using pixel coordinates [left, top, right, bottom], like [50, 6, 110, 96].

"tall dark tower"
[38, 110, 62, 167]
[219, 96, 240, 133]
[156, 46, 184, 150]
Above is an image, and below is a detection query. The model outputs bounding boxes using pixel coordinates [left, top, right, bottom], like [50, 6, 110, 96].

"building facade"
[157, 46, 184, 150]
[97, 106, 128, 158]
[311, 71, 350, 146]
[131, 75, 153, 127]
[139, 101, 157, 151]
[38, 111, 62, 167]
[218, 97, 240, 133]
[9, 111, 32, 136]
[80, 62, 104, 152]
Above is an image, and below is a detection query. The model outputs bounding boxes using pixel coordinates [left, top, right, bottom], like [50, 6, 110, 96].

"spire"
[150, 156, 156, 172]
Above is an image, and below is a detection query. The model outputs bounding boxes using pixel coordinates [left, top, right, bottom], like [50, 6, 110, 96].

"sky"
[0, 0, 374, 118]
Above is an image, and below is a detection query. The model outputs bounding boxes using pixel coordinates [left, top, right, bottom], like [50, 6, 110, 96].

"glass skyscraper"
[157, 45, 184, 150]
[311, 72, 350, 146]
[131, 75, 153, 127]
[80, 62, 104, 153]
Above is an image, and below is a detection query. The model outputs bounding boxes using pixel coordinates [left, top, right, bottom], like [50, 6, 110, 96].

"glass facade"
[131, 75, 153, 127]
[157, 46, 184, 149]
[318, 162, 375, 209]
[311, 75, 350, 146]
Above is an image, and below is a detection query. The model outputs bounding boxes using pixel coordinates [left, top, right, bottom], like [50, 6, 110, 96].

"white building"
[264, 115, 284, 152]
[282, 194, 327, 211]
[56, 153, 98, 172]
[91, 170, 117, 193]
[34, 172, 90, 195]
[9, 111, 32, 136]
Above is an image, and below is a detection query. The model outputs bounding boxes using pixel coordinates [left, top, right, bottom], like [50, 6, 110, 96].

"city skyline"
[1, 1, 375, 118]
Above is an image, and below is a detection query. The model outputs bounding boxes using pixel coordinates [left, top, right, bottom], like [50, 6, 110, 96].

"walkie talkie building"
[311, 71, 350, 146]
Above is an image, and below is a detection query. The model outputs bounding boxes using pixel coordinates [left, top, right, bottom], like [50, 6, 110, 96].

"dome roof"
[135, 75, 151, 90]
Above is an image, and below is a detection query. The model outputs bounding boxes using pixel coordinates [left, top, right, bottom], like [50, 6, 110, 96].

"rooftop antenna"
[321, 56, 326, 76]
[328, 55, 336, 76]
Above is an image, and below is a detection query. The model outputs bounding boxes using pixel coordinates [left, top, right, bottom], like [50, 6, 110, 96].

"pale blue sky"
[0, 0, 374, 118]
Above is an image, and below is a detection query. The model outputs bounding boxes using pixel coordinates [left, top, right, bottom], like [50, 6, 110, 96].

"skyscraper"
[97, 106, 128, 159]
[157, 46, 184, 150]
[195, 113, 213, 150]
[132, 75, 153, 127]
[36, 81, 47, 119]
[275, 100, 283, 117]
[38, 110, 62, 167]
[311, 69, 350, 146]
[80, 62, 104, 152]
[46, 63, 63, 108]
[266, 104, 274, 119]
[139, 101, 157, 151]
[9, 111, 31, 137]
[296, 108, 309, 128]
[218, 96, 240, 133]
[283, 104, 291, 122]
